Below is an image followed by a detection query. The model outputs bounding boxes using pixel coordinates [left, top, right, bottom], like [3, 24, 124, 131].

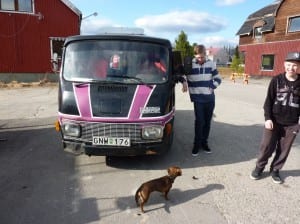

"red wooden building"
[236, 0, 300, 76]
[0, 0, 81, 75]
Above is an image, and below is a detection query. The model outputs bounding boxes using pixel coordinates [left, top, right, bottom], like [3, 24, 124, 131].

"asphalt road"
[0, 78, 299, 224]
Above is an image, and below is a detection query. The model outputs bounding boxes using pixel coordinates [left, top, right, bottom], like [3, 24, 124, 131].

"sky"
[71, 0, 277, 47]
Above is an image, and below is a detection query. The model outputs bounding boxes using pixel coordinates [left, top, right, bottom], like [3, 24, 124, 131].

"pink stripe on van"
[128, 85, 155, 119]
[73, 84, 92, 118]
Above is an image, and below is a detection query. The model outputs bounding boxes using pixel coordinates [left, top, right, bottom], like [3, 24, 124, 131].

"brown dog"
[135, 166, 182, 213]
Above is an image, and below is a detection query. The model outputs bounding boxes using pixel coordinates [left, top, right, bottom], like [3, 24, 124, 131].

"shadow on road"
[0, 126, 100, 224]
[113, 183, 224, 215]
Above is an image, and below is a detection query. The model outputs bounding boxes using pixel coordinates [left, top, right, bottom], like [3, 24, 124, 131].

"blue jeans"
[193, 101, 215, 148]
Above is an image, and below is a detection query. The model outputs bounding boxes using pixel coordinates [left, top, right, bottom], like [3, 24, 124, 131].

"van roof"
[64, 34, 172, 48]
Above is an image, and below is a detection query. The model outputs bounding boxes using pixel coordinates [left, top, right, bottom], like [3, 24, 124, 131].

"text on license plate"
[92, 136, 131, 147]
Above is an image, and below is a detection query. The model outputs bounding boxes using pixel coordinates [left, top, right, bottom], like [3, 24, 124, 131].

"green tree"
[230, 46, 244, 74]
[174, 31, 193, 60]
[234, 45, 240, 59]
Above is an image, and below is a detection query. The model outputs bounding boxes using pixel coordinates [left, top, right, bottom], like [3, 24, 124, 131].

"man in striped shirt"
[182, 45, 222, 156]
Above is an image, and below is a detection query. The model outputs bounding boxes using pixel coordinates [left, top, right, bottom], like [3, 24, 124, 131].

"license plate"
[92, 136, 131, 147]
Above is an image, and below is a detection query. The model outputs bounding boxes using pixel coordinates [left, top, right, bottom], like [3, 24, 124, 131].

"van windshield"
[62, 40, 169, 84]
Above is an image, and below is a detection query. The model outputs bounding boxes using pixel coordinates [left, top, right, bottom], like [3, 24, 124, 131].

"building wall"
[239, 40, 300, 76]
[0, 0, 80, 73]
[269, 0, 300, 42]
[238, 0, 300, 76]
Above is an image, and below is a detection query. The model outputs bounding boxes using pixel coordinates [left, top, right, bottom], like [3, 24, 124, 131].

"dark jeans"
[256, 123, 299, 171]
[193, 101, 215, 148]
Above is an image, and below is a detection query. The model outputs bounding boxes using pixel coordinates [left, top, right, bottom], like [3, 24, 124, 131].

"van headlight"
[142, 125, 163, 139]
[63, 123, 81, 137]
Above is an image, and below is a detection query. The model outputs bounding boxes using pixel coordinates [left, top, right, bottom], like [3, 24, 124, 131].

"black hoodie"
[264, 73, 300, 126]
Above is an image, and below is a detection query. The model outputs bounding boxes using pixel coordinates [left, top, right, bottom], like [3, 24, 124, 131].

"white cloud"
[81, 18, 117, 34]
[135, 10, 227, 34]
[194, 35, 239, 47]
[215, 0, 245, 6]
[79, 10, 235, 47]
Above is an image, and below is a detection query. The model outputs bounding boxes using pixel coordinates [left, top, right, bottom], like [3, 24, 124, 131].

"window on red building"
[288, 16, 300, 33]
[254, 27, 262, 39]
[0, 0, 32, 12]
[261, 55, 274, 71]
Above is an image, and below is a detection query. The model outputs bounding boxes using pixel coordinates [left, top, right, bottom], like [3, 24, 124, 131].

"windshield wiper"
[75, 76, 153, 88]
[74, 82, 89, 87]
[74, 79, 122, 87]
[107, 75, 153, 88]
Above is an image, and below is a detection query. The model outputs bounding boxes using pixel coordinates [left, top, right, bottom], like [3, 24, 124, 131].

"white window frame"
[254, 27, 262, 39]
[261, 54, 275, 71]
[287, 15, 300, 33]
[0, 0, 33, 13]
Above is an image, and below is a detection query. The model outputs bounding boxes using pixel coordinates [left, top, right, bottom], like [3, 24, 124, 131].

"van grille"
[64, 121, 162, 144]
[97, 85, 128, 93]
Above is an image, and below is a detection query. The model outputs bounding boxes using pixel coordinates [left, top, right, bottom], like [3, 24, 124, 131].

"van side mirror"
[172, 50, 184, 75]
[184, 56, 193, 75]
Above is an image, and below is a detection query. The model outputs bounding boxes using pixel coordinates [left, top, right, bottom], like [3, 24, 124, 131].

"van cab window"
[62, 40, 169, 84]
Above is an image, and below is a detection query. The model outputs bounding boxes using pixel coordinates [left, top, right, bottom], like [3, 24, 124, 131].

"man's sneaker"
[202, 144, 212, 154]
[192, 146, 199, 156]
[271, 170, 283, 184]
[250, 166, 263, 180]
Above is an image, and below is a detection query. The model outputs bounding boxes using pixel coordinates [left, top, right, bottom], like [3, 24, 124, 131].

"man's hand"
[265, 120, 273, 130]
[182, 81, 188, 92]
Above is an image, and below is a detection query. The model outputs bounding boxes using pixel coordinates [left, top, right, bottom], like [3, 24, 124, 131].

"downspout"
[79, 14, 82, 34]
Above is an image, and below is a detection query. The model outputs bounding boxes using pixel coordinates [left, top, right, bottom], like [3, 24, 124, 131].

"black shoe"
[271, 170, 283, 184]
[192, 146, 199, 156]
[250, 166, 263, 180]
[202, 144, 212, 154]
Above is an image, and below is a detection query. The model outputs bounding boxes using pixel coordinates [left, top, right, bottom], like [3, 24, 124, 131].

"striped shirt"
[186, 58, 222, 103]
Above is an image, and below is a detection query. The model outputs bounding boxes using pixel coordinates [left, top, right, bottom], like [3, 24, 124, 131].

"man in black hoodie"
[250, 52, 300, 184]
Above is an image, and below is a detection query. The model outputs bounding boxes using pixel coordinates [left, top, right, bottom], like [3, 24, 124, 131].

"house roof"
[206, 47, 220, 56]
[236, 0, 282, 35]
[60, 0, 82, 18]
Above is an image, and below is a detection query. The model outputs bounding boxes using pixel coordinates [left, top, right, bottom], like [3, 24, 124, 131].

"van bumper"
[62, 137, 171, 156]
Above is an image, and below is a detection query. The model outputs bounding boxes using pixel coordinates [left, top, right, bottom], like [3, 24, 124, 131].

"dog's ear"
[167, 167, 171, 174]
[175, 167, 182, 176]
[168, 166, 176, 175]
[178, 169, 182, 176]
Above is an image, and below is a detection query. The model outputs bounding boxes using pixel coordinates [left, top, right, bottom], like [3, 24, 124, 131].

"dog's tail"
[135, 186, 143, 206]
